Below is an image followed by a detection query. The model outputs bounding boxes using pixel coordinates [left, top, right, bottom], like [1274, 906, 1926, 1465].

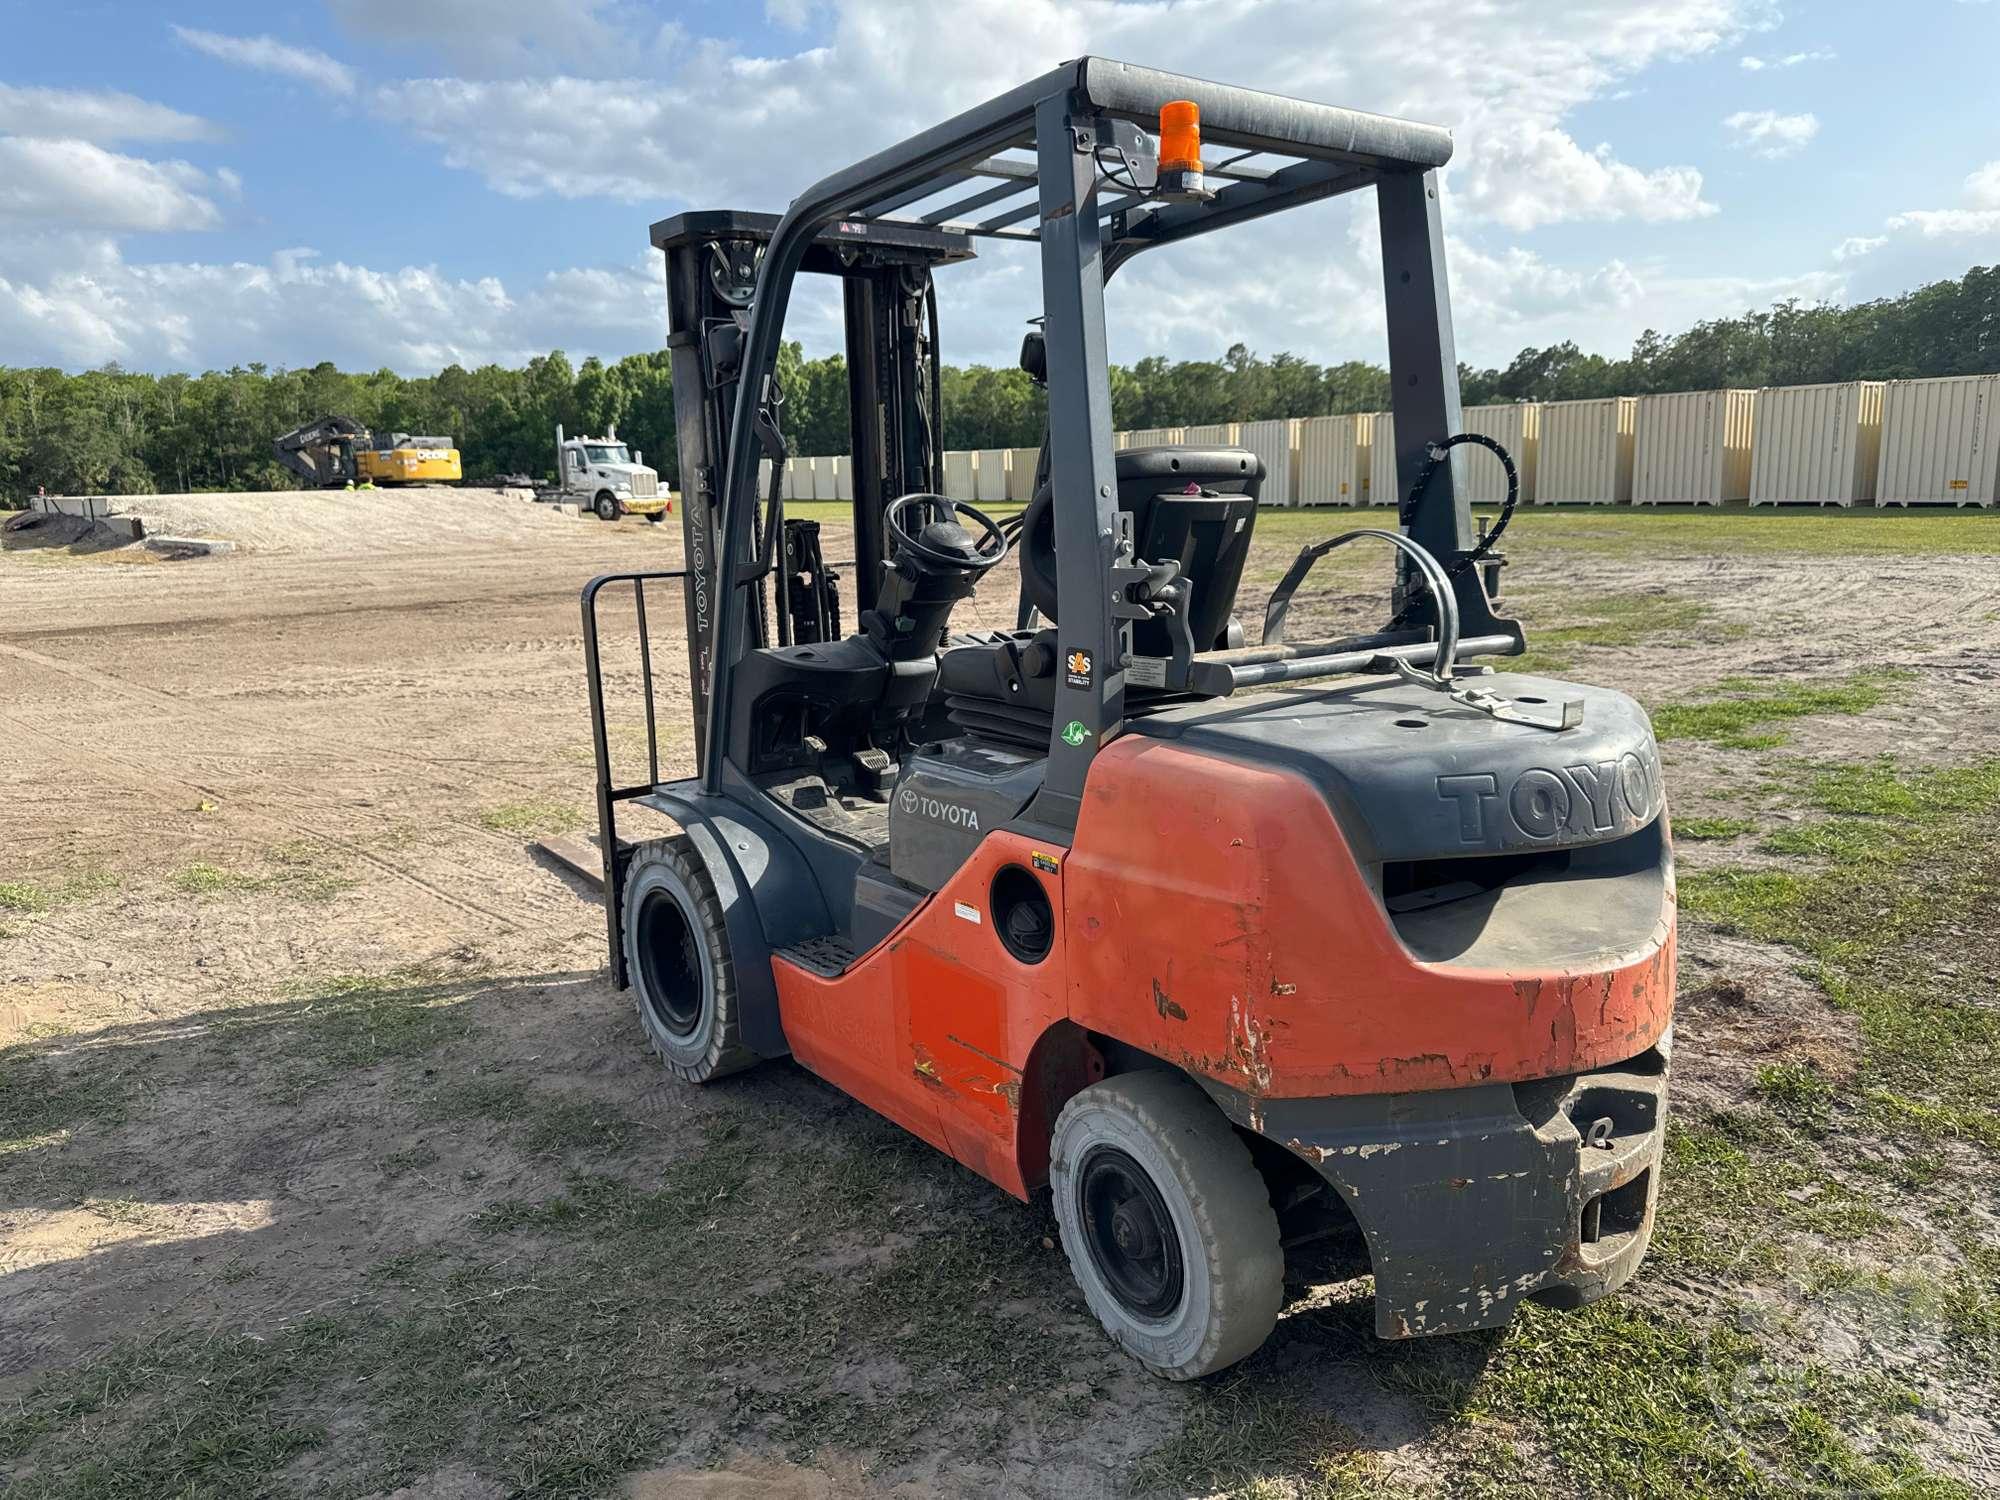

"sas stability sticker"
[1064, 647, 1093, 689]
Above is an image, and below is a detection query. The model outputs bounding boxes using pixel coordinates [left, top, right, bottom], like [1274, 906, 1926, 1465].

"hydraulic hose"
[1401, 430, 1519, 580]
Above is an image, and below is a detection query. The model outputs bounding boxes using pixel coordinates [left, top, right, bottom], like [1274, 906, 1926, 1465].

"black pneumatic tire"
[622, 836, 757, 1084]
[1050, 1071, 1284, 1380]
[595, 492, 619, 521]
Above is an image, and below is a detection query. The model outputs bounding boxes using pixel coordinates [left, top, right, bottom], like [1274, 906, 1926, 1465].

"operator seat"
[935, 444, 1263, 750]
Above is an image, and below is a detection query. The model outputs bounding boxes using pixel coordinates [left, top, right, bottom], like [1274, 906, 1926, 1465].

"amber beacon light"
[1156, 99, 1209, 200]
[1159, 100, 1202, 168]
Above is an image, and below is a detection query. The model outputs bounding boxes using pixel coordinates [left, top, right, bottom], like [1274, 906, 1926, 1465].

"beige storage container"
[1184, 422, 1238, 447]
[1005, 446, 1040, 501]
[758, 458, 774, 498]
[1295, 413, 1372, 506]
[831, 455, 854, 503]
[1875, 374, 2000, 506]
[1123, 426, 1185, 448]
[781, 457, 805, 501]
[1750, 381, 1884, 505]
[1632, 389, 1755, 505]
[1367, 412, 1398, 508]
[974, 448, 1010, 503]
[1458, 403, 1541, 505]
[1536, 397, 1636, 504]
[810, 456, 838, 501]
[1235, 418, 1298, 505]
[943, 450, 977, 500]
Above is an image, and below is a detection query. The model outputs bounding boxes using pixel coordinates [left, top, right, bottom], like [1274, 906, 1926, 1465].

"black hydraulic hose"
[1401, 430, 1519, 579]
[1387, 430, 1520, 634]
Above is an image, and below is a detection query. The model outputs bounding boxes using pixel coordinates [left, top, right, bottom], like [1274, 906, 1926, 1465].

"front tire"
[622, 836, 756, 1084]
[1050, 1072, 1283, 1379]
[595, 491, 620, 521]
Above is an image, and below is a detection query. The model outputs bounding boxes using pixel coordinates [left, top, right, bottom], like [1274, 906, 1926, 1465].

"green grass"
[1653, 673, 1898, 748]
[1245, 502, 2000, 559]
[0, 880, 48, 912]
[1675, 816, 1755, 841]
[1655, 1121, 1892, 1276]
[0, 1115, 1086, 1497]
[165, 848, 351, 901]
[1448, 1301, 1963, 1500]
[1127, 1379, 1376, 1499]
[1507, 590, 1732, 673]
[0, 869, 120, 913]
[168, 861, 265, 895]
[477, 800, 587, 836]
[271, 970, 476, 1075]
[1681, 758, 2000, 1147]
[264, 840, 358, 901]
[1756, 1060, 1837, 1131]
[423, 1077, 638, 1157]
[789, 499, 1999, 561]
[0, 1049, 134, 1151]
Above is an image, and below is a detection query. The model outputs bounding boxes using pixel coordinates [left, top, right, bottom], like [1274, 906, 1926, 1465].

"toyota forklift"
[583, 59, 1676, 1380]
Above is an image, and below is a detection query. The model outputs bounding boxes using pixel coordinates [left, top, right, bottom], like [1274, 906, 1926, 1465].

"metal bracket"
[1385, 657, 1583, 733]
[1108, 531, 1197, 689]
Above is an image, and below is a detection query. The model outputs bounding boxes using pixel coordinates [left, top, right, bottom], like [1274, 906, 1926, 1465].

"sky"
[1, 0, 1996, 378]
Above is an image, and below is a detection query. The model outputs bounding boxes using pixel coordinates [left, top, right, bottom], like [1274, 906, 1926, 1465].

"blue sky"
[1, 1, 1996, 376]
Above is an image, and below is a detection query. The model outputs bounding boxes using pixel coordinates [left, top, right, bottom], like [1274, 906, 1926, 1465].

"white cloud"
[1837, 160, 2000, 257]
[0, 237, 664, 371]
[5, 0, 1844, 375]
[1965, 161, 2000, 209]
[1725, 109, 1820, 159]
[0, 138, 223, 233]
[0, 84, 220, 144]
[172, 26, 357, 98]
[328, 0, 628, 75]
[371, 78, 678, 201]
[1883, 207, 2000, 238]
[1739, 47, 1834, 70]
[360, 0, 1736, 232]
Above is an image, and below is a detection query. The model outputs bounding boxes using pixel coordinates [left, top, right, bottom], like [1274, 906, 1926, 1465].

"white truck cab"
[556, 423, 668, 520]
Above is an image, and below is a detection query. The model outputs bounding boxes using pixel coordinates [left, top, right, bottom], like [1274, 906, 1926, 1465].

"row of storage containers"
[1243, 377, 1986, 507]
[764, 374, 1999, 509]
[765, 448, 1044, 504]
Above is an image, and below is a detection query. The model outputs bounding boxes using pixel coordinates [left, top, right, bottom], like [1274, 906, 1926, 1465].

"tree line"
[4, 263, 1996, 505]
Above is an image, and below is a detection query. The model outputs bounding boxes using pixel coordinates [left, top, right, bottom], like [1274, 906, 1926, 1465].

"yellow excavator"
[273, 416, 463, 488]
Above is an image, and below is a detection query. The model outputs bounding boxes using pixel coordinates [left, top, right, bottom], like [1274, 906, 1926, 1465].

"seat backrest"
[1019, 444, 1262, 653]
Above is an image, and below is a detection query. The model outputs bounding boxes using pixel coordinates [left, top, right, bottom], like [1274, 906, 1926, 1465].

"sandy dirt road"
[3, 495, 1998, 1497]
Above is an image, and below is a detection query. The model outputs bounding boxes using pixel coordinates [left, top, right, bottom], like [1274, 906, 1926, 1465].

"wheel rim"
[634, 886, 703, 1038]
[1077, 1144, 1184, 1320]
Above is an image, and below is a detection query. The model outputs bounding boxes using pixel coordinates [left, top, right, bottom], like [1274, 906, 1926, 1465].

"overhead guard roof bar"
[786, 58, 1452, 249]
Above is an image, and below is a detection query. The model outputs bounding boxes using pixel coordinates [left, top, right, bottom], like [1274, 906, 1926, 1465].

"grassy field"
[2, 501, 1997, 1497]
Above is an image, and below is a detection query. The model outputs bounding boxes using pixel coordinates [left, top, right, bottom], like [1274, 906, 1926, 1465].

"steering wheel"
[885, 493, 1009, 574]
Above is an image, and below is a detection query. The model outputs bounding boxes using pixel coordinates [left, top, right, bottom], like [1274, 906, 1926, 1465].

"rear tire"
[595, 492, 619, 521]
[622, 836, 756, 1083]
[1050, 1071, 1283, 1380]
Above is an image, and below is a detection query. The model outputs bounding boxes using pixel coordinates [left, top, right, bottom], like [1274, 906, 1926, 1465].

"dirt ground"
[3, 492, 1998, 1498]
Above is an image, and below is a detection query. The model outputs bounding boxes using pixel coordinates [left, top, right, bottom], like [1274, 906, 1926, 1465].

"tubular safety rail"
[582, 568, 687, 987]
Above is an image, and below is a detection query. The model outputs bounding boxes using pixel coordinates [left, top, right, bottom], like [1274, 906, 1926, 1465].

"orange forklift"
[582, 59, 1675, 1378]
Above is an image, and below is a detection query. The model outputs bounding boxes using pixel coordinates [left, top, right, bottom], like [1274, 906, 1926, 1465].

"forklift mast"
[648, 212, 976, 773]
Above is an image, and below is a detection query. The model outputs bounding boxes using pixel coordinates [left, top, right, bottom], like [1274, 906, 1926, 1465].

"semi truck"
[549, 425, 669, 521]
